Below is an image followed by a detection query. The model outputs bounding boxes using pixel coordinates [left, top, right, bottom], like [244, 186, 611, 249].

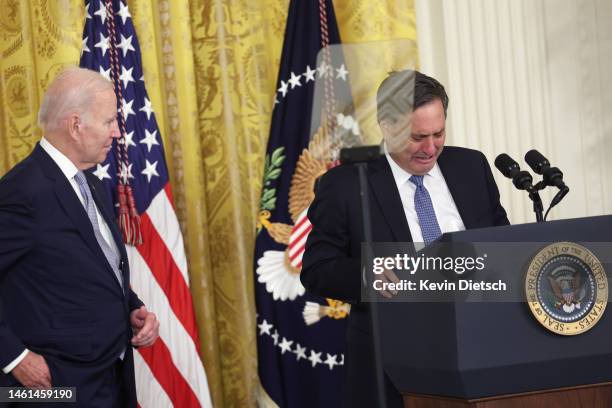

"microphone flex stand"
[341, 146, 388, 408]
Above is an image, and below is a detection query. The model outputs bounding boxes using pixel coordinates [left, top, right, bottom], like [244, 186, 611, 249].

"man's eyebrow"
[412, 127, 445, 138]
[411, 132, 433, 138]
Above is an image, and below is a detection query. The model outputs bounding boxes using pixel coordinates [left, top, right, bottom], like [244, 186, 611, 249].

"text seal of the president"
[525, 242, 608, 335]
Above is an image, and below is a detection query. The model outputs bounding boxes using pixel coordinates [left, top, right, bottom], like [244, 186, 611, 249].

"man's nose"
[111, 121, 120, 138]
[421, 137, 435, 154]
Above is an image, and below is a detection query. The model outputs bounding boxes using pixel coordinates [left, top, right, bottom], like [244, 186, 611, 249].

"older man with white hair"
[0, 67, 159, 407]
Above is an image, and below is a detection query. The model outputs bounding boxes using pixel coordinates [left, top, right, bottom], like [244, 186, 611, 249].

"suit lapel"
[437, 148, 477, 228]
[54, 180, 111, 265]
[33, 145, 125, 294]
[86, 172, 129, 293]
[85, 172, 127, 276]
[86, 173, 127, 259]
[33, 146, 107, 264]
[367, 156, 413, 242]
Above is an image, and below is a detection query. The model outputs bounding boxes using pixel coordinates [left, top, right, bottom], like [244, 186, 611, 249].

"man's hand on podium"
[376, 268, 400, 299]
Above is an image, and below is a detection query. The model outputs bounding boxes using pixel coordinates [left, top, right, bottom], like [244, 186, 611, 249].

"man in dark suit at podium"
[0, 67, 159, 407]
[301, 70, 510, 407]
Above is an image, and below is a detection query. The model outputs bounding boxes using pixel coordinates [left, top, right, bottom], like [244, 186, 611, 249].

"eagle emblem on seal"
[547, 266, 587, 314]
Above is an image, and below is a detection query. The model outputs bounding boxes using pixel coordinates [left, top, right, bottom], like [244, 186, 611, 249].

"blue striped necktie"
[409, 175, 442, 244]
[74, 171, 124, 291]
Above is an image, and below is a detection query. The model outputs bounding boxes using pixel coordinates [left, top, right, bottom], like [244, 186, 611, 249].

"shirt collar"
[39, 137, 80, 181]
[384, 145, 442, 190]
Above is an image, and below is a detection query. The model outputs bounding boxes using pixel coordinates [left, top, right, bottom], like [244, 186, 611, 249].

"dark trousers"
[342, 328, 404, 408]
[1, 359, 128, 408]
[98, 359, 128, 408]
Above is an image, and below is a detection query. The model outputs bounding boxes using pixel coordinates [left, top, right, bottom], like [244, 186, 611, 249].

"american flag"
[79, 1, 212, 406]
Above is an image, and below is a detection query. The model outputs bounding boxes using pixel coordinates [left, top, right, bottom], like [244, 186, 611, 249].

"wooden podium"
[403, 382, 612, 407]
[375, 215, 612, 408]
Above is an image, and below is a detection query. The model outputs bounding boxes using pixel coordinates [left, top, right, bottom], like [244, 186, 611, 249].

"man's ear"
[381, 117, 402, 140]
[67, 114, 80, 139]
[379, 118, 393, 135]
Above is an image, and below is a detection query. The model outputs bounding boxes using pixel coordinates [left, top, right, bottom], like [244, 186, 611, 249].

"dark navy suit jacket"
[301, 146, 510, 408]
[0, 144, 143, 407]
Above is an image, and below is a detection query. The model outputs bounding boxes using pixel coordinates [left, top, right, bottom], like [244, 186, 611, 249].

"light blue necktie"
[75, 171, 127, 360]
[409, 175, 442, 244]
[74, 171, 124, 291]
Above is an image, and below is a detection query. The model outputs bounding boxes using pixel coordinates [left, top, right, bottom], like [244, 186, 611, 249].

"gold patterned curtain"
[0, 1, 416, 406]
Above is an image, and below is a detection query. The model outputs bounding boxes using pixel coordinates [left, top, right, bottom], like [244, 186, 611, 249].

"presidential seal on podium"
[525, 242, 608, 335]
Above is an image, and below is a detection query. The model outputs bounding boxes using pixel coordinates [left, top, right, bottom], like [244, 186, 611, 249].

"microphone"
[524, 150, 567, 190]
[494, 153, 534, 191]
[524, 149, 569, 220]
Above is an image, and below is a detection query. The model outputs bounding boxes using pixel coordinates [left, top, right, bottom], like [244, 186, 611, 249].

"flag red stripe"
[137, 340, 199, 407]
[164, 183, 175, 208]
[288, 224, 312, 251]
[293, 213, 309, 231]
[289, 242, 306, 261]
[136, 212, 200, 349]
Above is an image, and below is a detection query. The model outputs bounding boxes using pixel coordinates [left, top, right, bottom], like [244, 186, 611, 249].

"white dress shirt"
[2, 138, 119, 374]
[385, 149, 466, 243]
[39, 138, 116, 250]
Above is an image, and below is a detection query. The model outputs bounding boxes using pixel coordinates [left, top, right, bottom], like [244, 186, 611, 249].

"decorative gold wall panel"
[0, 1, 416, 406]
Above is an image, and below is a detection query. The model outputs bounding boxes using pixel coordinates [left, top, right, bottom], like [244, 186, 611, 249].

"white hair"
[38, 67, 114, 132]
